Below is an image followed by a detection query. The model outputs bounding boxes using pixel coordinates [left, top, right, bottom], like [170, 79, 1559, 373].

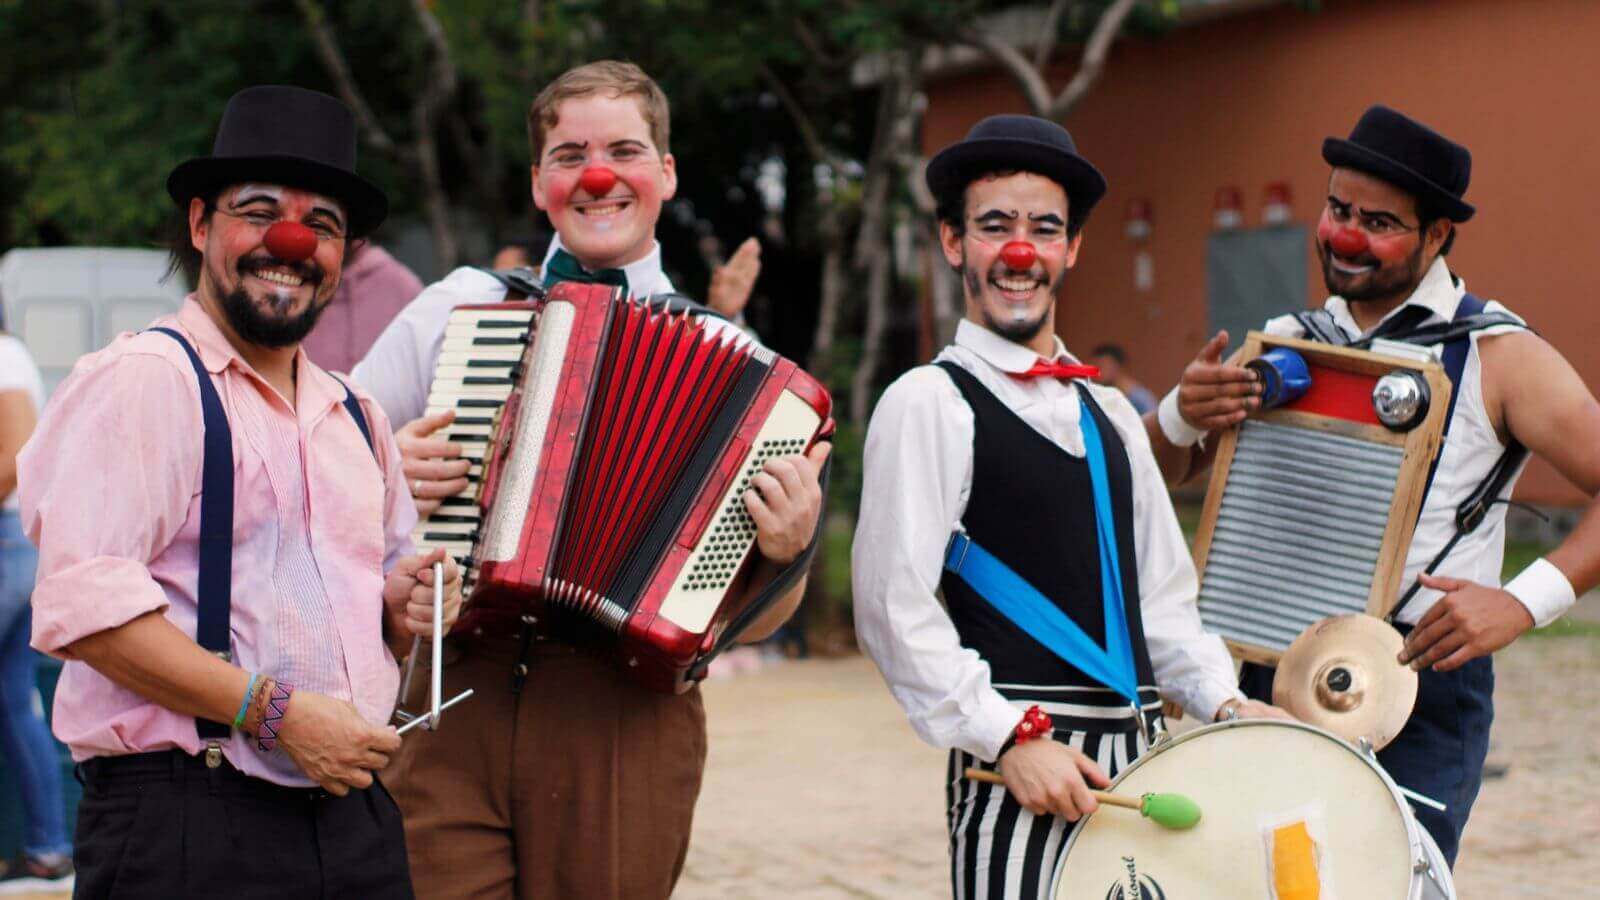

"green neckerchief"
[542, 248, 629, 294]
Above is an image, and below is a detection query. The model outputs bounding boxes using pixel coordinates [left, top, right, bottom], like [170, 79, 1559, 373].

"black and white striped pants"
[945, 684, 1164, 900]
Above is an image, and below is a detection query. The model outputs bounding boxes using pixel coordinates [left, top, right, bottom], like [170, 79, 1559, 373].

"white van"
[0, 247, 188, 395]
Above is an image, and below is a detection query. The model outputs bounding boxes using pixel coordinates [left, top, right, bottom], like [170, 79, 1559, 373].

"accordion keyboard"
[410, 305, 535, 583]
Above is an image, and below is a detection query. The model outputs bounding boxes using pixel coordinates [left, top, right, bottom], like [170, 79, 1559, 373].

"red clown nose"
[1328, 227, 1369, 258]
[263, 221, 318, 262]
[999, 241, 1037, 271]
[578, 167, 618, 197]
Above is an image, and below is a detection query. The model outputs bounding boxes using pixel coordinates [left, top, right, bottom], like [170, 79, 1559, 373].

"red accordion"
[413, 282, 832, 691]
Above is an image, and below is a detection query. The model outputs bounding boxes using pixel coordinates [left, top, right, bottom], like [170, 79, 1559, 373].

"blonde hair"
[526, 60, 670, 161]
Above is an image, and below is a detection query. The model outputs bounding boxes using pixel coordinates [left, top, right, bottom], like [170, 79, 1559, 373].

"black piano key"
[457, 398, 502, 408]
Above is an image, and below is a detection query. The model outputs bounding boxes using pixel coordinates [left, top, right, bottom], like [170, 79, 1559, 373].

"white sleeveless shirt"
[1263, 257, 1530, 625]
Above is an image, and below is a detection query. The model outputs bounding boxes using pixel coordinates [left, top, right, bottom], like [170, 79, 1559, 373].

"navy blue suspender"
[145, 327, 373, 747]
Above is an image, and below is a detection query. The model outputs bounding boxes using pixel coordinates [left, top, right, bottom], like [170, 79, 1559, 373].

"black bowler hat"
[926, 115, 1107, 226]
[1323, 105, 1474, 223]
[167, 85, 389, 237]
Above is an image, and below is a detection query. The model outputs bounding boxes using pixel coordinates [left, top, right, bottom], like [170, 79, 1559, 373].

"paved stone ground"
[679, 602, 1600, 899]
[16, 603, 1595, 900]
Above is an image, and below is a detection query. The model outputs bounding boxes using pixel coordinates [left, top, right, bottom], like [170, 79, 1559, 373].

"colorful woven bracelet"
[232, 673, 259, 731]
[256, 681, 295, 753]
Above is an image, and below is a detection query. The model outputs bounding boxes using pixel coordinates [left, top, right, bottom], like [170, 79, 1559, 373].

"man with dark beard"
[1144, 105, 1600, 867]
[853, 115, 1284, 899]
[16, 86, 461, 897]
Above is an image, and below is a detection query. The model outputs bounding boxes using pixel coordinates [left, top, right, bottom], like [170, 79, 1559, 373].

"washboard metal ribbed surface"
[1191, 332, 1452, 665]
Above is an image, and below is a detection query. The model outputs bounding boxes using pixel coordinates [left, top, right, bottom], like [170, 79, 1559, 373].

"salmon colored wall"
[924, 0, 1599, 504]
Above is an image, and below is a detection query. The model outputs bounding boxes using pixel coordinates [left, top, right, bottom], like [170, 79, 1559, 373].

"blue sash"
[943, 389, 1140, 707]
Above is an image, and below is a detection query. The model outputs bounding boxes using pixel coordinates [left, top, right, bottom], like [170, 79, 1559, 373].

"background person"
[0, 329, 73, 892]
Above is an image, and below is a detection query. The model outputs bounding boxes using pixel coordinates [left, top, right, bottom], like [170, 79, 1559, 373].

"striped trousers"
[945, 684, 1164, 900]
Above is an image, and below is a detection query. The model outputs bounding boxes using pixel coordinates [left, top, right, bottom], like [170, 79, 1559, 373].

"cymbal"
[1272, 614, 1418, 751]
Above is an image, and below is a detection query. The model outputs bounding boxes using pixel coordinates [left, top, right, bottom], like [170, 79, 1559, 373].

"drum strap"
[943, 389, 1142, 711]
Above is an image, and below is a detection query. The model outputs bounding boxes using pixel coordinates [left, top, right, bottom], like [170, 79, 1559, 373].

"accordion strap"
[687, 452, 833, 682]
[474, 266, 545, 302]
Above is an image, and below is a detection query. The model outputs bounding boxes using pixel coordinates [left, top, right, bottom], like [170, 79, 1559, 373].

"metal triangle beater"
[396, 561, 475, 734]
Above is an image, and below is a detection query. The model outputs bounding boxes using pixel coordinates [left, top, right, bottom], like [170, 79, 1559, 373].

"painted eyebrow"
[1356, 206, 1406, 225]
[1330, 196, 1410, 227]
[545, 140, 589, 158]
[972, 209, 1019, 223]
[230, 192, 281, 209]
[1027, 212, 1066, 226]
[309, 204, 347, 228]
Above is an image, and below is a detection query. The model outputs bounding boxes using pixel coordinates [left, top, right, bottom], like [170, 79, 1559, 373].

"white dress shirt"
[352, 236, 688, 426]
[852, 319, 1242, 762]
[1247, 257, 1572, 627]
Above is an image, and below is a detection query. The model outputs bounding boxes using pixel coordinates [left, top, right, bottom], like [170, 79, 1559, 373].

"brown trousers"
[383, 635, 708, 899]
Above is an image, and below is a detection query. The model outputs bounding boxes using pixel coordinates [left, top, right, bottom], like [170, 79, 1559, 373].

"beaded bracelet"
[232, 673, 259, 731]
[256, 681, 295, 753]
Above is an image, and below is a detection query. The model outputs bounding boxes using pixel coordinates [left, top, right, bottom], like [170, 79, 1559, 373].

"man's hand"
[707, 237, 761, 320]
[1176, 331, 1261, 433]
[1215, 698, 1296, 722]
[744, 441, 829, 565]
[276, 689, 403, 796]
[998, 739, 1110, 821]
[383, 547, 464, 642]
[396, 410, 471, 517]
[1399, 573, 1534, 672]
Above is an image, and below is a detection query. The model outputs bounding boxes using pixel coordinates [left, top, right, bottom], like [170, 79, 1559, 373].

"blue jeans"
[0, 509, 71, 858]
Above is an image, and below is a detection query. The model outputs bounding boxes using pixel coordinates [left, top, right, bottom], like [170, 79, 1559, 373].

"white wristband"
[1158, 387, 1206, 448]
[1503, 557, 1577, 629]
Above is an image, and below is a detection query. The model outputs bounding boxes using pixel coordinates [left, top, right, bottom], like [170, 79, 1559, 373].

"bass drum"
[1053, 720, 1454, 899]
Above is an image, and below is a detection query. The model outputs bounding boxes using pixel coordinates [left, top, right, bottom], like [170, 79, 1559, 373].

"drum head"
[1055, 721, 1417, 899]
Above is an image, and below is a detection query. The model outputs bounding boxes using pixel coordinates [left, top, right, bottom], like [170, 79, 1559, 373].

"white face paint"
[226, 183, 349, 229]
[230, 182, 286, 204]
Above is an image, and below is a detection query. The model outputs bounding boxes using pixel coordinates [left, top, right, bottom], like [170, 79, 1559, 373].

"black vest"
[937, 363, 1157, 691]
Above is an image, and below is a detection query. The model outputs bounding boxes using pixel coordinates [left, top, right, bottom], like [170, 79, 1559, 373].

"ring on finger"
[413, 479, 423, 495]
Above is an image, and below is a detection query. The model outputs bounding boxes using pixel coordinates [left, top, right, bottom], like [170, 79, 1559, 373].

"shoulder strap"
[1292, 309, 1351, 345]
[327, 373, 376, 457]
[644, 291, 733, 325]
[1386, 293, 1530, 621]
[472, 266, 545, 302]
[146, 327, 234, 743]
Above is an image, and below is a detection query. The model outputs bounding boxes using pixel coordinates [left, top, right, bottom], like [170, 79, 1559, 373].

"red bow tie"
[1011, 359, 1101, 382]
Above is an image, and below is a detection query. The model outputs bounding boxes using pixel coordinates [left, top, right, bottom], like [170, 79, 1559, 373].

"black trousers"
[73, 749, 413, 900]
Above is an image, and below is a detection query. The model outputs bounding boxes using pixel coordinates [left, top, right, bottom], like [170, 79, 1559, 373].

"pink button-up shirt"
[19, 297, 417, 786]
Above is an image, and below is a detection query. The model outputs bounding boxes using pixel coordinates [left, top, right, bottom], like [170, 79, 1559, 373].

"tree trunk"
[849, 50, 923, 422]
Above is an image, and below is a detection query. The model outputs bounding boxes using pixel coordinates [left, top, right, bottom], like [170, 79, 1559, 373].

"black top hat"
[1322, 105, 1474, 223]
[925, 115, 1107, 227]
[167, 85, 389, 238]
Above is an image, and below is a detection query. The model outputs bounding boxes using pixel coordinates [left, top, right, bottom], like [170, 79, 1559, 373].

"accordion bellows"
[415, 283, 832, 690]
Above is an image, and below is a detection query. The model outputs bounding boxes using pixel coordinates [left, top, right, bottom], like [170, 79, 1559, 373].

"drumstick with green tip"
[963, 768, 1201, 830]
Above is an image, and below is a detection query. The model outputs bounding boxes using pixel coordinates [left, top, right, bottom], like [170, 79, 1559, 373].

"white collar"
[1325, 256, 1466, 334]
[540, 233, 671, 297]
[953, 318, 1080, 375]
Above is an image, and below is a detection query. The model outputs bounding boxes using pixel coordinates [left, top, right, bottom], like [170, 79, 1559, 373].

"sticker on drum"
[1052, 720, 1456, 900]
